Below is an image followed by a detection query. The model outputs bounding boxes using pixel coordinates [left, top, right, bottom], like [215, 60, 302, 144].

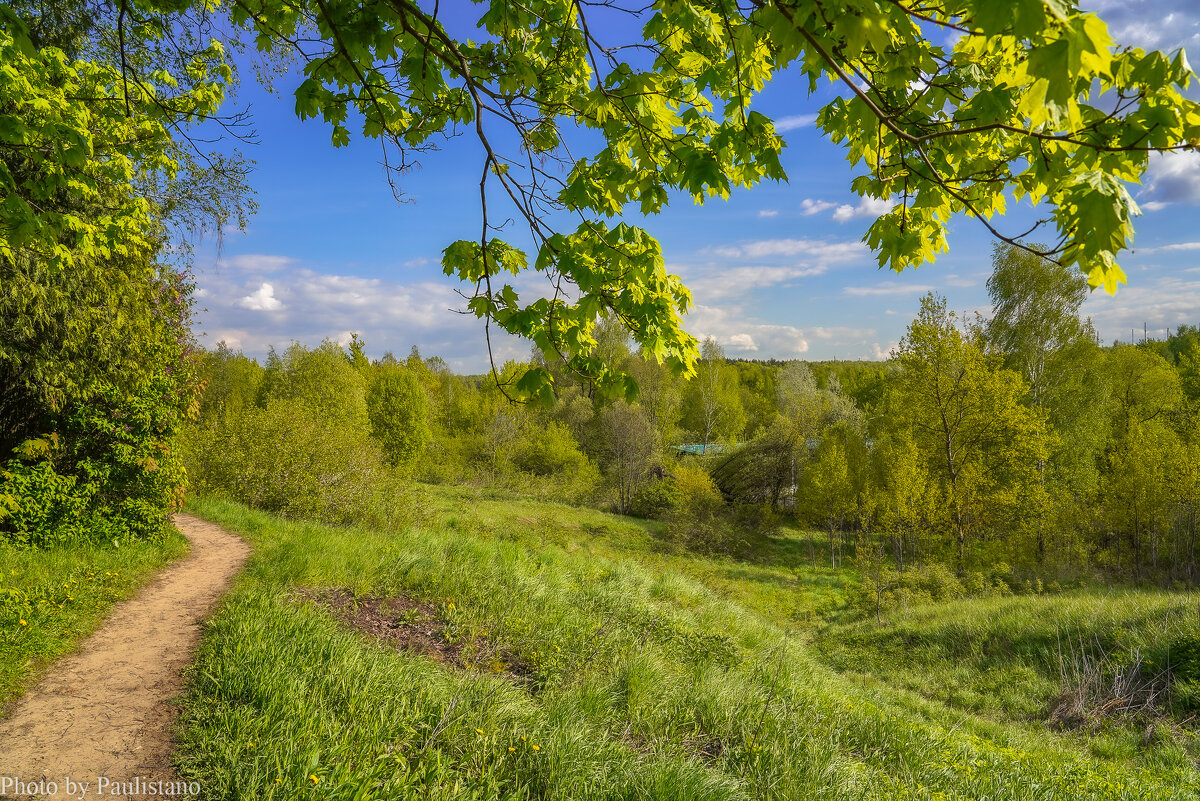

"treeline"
[186, 242, 1200, 585]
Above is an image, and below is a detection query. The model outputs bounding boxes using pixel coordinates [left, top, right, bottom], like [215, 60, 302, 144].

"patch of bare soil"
[0, 514, 250, 801]
[299, 588, 534, 682]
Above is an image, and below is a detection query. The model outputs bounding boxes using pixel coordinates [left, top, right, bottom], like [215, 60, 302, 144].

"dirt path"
[0, 514, 249, 800]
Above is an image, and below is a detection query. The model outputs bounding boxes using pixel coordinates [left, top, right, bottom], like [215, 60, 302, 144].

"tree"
[258, 341, 370, 431]
[0, 0, 256, 543]
[203, 0, 1199, 398]
[367, 364, 430, 467]
[776, 363, 862, 438]
[597, 402, 657, 514]
[869, 432, 937, 570]
[1105, 345, 1184, 440]
[888, 294, 1052, 571]
[193, 344, 264, 430]
[628, 354, 683, 446]
[681, 338, 745, 446]
[984, 241, 1109, 502]
[799, 430, 858, 568]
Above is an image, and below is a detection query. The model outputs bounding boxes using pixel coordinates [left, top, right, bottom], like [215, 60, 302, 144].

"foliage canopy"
[215, 0, 1200, 398]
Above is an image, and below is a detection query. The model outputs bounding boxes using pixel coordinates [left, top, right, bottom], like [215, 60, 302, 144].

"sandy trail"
[0, 514, 249, 800]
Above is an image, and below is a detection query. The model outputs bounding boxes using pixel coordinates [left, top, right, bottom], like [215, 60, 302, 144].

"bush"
[0, 455, 91, 546]
[666, 463, 742, 553]
[0, 369, 193, 547]
[367, 365, 429, 467]
[184, 400, 403, 527]
[512, 421, 590, 479]
[628, 479, 675, 520]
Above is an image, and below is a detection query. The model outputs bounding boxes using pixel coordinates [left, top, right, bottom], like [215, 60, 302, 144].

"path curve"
[0, 514, 249, 800]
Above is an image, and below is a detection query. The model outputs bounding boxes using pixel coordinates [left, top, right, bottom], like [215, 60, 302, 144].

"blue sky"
[191, 0, 1200, 372]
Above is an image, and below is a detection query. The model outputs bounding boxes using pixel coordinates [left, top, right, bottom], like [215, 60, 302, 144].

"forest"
[177, 240, 1200, 602]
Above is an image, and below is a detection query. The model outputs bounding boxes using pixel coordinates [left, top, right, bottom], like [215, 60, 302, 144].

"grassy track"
[0, 530, 189, 705]
[178, 489, 1200, 799]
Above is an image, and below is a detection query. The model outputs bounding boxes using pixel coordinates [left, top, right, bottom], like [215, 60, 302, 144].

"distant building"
[672, 443, 742, 456]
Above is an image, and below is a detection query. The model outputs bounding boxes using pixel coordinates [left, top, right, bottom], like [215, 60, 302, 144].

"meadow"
[174, 486, 1200, 800]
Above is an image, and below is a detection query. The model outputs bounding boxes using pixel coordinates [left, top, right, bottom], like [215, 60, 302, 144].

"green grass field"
[0, 530, 188, 707]
[176, 486, 1200, 800]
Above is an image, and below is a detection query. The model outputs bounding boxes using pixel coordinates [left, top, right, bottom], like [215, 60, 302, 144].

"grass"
[178, 487, 1200, 800]
[815, 589, 1200, 739]
[0, 528, 188, 706]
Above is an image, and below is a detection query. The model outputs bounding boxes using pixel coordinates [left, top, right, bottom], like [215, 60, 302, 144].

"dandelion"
[275, 778, 282, 784]
[508, 747, 515, 752]
[475, 728, 484, 735]
[521, 736, 526, 742]
[531, 744, 540, 751]
[308, 775, 319, 784]
[19, 619, 26, 626]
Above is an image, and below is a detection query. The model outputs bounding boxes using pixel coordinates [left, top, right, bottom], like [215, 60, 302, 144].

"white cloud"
[1083, 1, 1200, 52]
[773, 114, 818, 132]
[195, 261, 528, 371]
[943, 273, 978, 288]
[800, 198, 837, 216]
[727, 333, 758, 351]
[1139, 150, 1200, 211]
[684, 265, 830, 299]
[708, 238, 867, 261]
[219, 254, 294, 273]
[800, 196, 893, 222]
[1083, 273, 1200, 342]
[1134, 241, 1200, 254]
[758, 209, 780, 218]
[686, 303, 878, 360]
[844, 281, 936, 297]
[832, 196, 894, 223]
[239, 282, 283, 311]
[870, 341, 899, 360]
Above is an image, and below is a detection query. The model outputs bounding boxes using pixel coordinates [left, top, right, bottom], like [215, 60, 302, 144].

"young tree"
[800, 433, 857, 568]
[628, 354, 683, 447]
[869, 433, 938, 570]
[1105, 345, 1184, 440]
[776, 363, 863, 438]
[597, 402, 657, 514]
[984, 241, 1109, 539]
[258, 341, 370, 431]
[681, 338, 745, 446]
[367, 364, 430, 467]
[889, 294, 1051, 571]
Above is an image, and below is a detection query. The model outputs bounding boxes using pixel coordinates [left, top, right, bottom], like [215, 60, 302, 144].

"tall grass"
[817, 590, 1200, 718]
[179, 492, 1200, 799]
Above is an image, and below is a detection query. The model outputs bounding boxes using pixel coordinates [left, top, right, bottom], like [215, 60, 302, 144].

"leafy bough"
[112, 0, 1200, 397]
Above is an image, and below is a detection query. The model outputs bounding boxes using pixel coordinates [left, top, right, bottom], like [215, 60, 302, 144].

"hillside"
[174, 486, 1200, 800]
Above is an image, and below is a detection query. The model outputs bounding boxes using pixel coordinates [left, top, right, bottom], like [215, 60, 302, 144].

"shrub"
[184, 400, 403, 527]
[0, 455, 91, 546]
[1, 367, 193, 547]
[666, 463, 741, 553]
[512, 421, 590, 479]
[628, 479, 675, 520]
[367, 365, 430, 467]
